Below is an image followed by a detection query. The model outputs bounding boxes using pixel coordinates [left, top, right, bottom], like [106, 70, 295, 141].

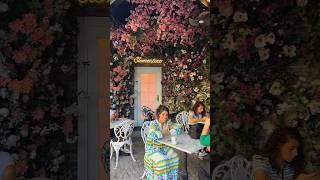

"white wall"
[77, 17, 109, 180]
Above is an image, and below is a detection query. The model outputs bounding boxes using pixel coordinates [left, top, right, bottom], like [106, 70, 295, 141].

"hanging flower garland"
[0, 0, 78, 178]
[211, 0, 320, 169]
[110, 0, 210, 116]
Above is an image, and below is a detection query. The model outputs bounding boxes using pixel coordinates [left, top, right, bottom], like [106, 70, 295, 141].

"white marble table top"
[110, 118, 131, 129]
[157, 133, 204, 154]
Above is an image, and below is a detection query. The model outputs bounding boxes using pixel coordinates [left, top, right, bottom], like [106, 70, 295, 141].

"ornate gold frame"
[133, 57, 163, 64]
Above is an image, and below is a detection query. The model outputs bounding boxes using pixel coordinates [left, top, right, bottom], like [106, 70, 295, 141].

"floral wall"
[212, 0, 320, 170]
[110, 0, 210, 116]
[0, 0, 78, 178]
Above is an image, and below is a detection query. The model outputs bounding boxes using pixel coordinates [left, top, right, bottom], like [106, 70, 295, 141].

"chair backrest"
[175, 111, 189, 133]
[212, 155, 251, 180]
[141, 121, 151, 144]
[113, 119, 134, 142]
[211, 160, 231, 180]
[229, 155, 251, 180]
[141, 106, 155, 121]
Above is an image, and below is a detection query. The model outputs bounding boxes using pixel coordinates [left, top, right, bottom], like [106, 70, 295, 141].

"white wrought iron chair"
[212, 155, 251, 180]
[110, 119, 136, 169]
[211, 160, 231, 180]
[229, 155, 251, 180]
[141, 106, 155, 121]
[175, 111, 189, 133]
[140, 121, 151, 179]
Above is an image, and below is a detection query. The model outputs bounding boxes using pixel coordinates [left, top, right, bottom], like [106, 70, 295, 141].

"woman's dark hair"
[192, 101, 206, 118]
[259, 126, 305, 175]
[156, 105, 169, 118]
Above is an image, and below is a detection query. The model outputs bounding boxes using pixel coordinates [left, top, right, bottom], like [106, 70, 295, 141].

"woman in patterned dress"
[144, 105, 182, 180]
[252, 126, 320, 180]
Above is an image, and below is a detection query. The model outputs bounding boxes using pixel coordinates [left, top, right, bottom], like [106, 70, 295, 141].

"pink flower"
[40, 35, 53, 47]
[112, 85, 122, 92]
[12, 50, 27, 64]
[32, 107, 45, 121]
[30, 27, 45, 43]
[15, 160, 29, 175]
[0, 77, 9, 86]
[22, 13, 37, 34]
[34, 168, 47, 177]
[7, 77, 34, 94]
[43, 0, 54, 17]
[63, 115, 74, 137]
[8, 20, 24, 32]
[242, 113, 255, 124]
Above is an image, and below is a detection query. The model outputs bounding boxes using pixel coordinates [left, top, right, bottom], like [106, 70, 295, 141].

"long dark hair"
[156, 105, 169, 119]
[258, 126, 305, 175]
[192, 101, 206, 118]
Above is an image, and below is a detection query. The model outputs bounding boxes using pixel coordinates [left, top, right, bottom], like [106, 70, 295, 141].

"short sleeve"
[251, 155, 270, 178]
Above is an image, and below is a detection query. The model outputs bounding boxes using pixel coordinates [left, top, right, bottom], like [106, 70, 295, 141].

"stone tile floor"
[110, 129, 206, 180]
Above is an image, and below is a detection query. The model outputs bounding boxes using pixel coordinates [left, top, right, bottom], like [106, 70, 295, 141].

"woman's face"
[279, 138, 300, 163]
[158, 110, 169, 123]
[196, 105, 204, 113]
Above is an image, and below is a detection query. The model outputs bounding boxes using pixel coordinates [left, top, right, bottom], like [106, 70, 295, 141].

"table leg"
[184, 152, 188, 180]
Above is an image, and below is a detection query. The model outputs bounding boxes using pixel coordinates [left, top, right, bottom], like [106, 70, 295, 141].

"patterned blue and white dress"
[144, 119, 182, 180]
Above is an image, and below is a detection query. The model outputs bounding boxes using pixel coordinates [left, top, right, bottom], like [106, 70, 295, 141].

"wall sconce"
[199, 0, 210, 8]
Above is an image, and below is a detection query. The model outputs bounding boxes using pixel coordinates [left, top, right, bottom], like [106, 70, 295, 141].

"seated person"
[110, 109, 118, 121]
[198, 116, 211, 179]
[0, 151, 16, 180]
[252, 126, 320, 180]
[188, 101, 210, 157]
[144, 105, 182, 180]
[188, 101, 209, 125]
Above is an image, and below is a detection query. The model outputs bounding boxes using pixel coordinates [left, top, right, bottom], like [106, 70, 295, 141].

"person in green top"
[198, 114, 211, 180]
[200, 116, 210, 148]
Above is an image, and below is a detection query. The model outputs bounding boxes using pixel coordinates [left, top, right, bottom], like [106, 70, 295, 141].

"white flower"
[284, 119, 298, 127]
[0, 2, 8, 12]
[198, 76, 203, 80]
[258, 48, 270, 61]
[30, 150, 37, 159]
[260, 120, 276, 136]
[187, 59, 192, 62]
[219, 5, 233, 17]
[203, 59, 207, 64]
[269, 81, 283, 96]
[277, 103, 293, 115]
[222, 34, 236, 51]
[265, 32, 276, 44]
[191, 77, 195, 81]
[21, 95, 29, 103]
[6, 135, 19, 148]
[194, 87, 199, 92]
[0, 88, 8, 99]
[183, 65, 188, 69]
[308, 100, 320, 115]
[254, 35, 266, 48]
[283, 45, 296, 57]
[233, 11, 248, 22]
[213, 72, 225, 84]
[0, 107, 9, 117]
[64, 103, 77, 114]
[181, 49, 187, 54]
[296, 0, 308, 7]
[20, 128, 28, 137]
[0, 30, 7, 40]
[0, 55, 9, 78]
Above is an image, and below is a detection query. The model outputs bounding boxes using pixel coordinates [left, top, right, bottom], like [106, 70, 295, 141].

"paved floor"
[110, 129, 206, 180]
